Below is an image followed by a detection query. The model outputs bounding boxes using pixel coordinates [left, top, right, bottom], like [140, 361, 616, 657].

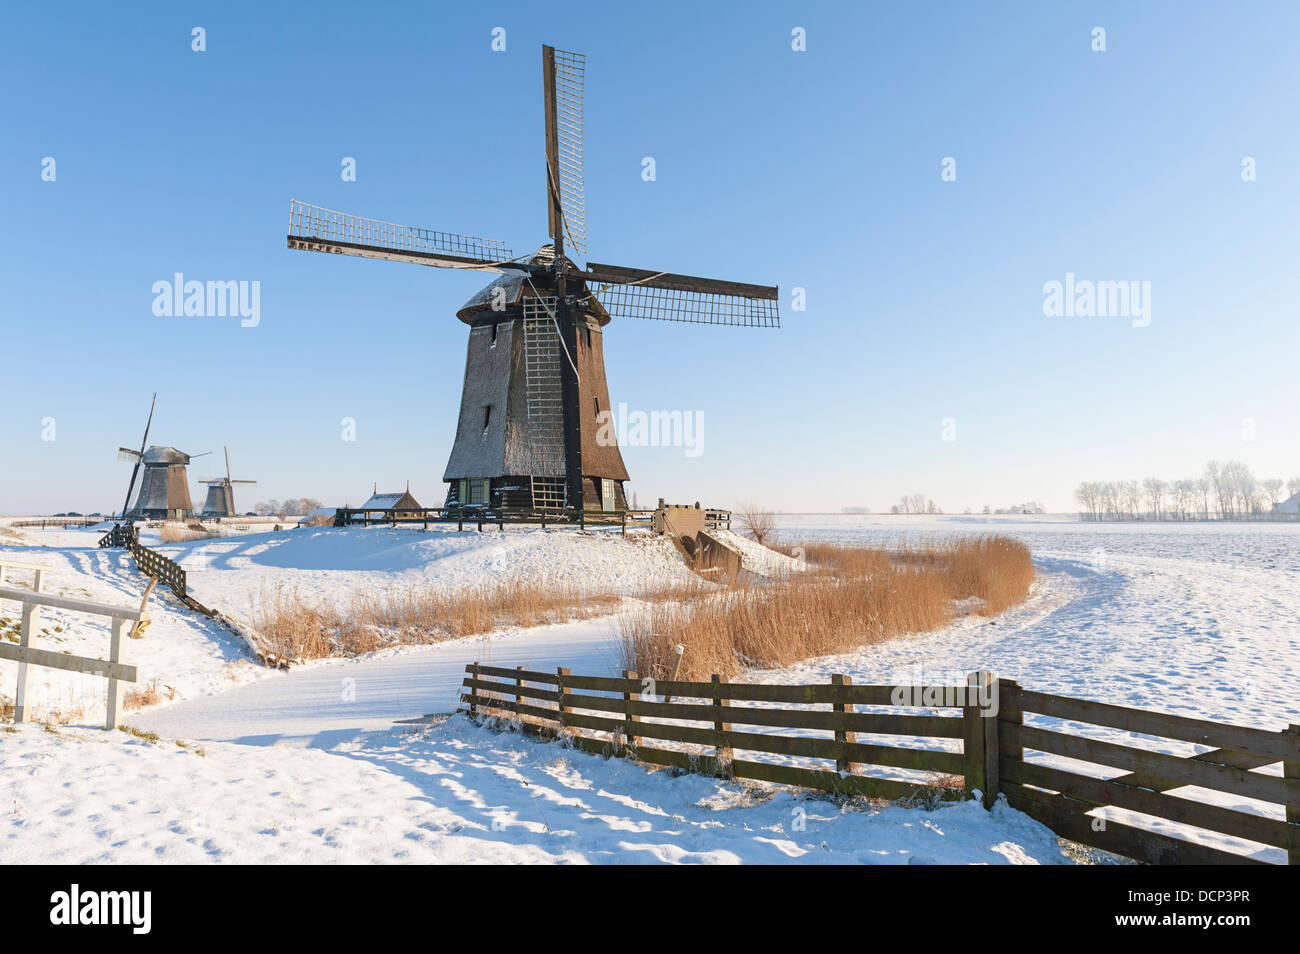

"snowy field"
[1, 513, 1296, 863]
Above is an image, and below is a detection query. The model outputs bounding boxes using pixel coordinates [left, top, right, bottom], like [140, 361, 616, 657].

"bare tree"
[1262, 478, 1285, 509]
[736, 502, 776, 546]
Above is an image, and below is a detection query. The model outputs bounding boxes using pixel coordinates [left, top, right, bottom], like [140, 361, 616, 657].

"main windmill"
[286, 45, 779, 515]
[115, 394, 210, 520]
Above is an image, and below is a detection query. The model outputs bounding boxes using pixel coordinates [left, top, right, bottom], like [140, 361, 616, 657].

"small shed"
[1275, 492, 1300, 515]
[357, 483, 421, 515]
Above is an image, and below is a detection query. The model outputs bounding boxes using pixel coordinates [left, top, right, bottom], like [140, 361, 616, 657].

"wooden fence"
[333, 506, 730, 535]
[11, 517, 103, 530]
[0, 568, 152, 729]
[999, 681, 1300, 865]
[462, 664, 980, 804]
[124, 538, 188, 599]
[460, 665, 1300, 865]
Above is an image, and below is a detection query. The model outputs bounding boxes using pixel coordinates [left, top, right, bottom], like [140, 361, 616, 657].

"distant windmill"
[199, 447, 257, 518]
[286, 44, 779, 516]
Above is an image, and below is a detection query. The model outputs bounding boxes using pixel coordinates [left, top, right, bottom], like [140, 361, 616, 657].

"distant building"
[358, 483, 421, 514]
[1275, 493, 1300, 515]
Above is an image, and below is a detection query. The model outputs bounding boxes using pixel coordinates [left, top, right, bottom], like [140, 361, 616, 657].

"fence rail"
[332, 506, 731, 535]
[460, 665, 1300, 865]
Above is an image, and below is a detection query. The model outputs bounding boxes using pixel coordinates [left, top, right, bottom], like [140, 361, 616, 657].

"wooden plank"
[0, 586, 143, 621]
[1286, 726, 1299, 865]
[1002, 783, 1267, 865]
[1013, 686, 1299, 765]
[982, 674, 1000, 809]
[556, 667, 571, 732]
[963, 671, 987, 801]
[734, 759, 955, 802]
[1004, 758, 1300, 853]
[623, 669, 639, 751]
[1010, 723, 1300, 807]
[472, 664, 558, 684]
[462, 678, 560, 704]
[562, 673, 975, 707]
[13, 600, 37, 723]
[832, 674, 857, 774]
[712, 674, 733, 771]
[106, 618, 127, 729]
[0, 642, 137, 682]
[0, 560, 53, 573]
[560, 690, 964, 737]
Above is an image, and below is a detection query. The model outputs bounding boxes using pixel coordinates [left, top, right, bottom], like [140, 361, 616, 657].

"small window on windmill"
[483, 405, 492, 433]
[490, 322, 499, 347]
[584, 326, 592, 349]
[592, 396, 600, 418]
[469, 478, 489, 506]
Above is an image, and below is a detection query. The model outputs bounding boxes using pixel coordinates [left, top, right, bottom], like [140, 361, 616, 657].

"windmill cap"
[456, 265, 611, 326]
[142, 446, 191, 464]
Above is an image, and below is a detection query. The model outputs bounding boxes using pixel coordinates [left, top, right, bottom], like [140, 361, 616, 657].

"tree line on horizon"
[1075, 461, 1299, 521]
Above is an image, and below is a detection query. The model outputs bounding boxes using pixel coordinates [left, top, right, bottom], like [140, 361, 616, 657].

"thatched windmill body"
[199, 447, 257, 518]
[287, 45, 779, 515]
[118, 446, 206, 520]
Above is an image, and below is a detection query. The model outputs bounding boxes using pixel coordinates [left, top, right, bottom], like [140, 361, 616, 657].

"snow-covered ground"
[2, 513, 1295, 863]
[1, 718, 1075, 865]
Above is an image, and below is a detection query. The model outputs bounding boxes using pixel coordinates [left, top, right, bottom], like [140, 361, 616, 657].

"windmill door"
[601, 478, 615, 512]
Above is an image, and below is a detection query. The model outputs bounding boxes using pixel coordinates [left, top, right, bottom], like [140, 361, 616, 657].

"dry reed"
[254, 578, 711, 662]
[620, 535, 1034, 680]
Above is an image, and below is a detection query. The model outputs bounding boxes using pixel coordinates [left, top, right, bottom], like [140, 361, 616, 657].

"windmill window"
[483, 405, 492, 432]
[584, 326, 592, 349]
[468, 478, 489, 505]
[593, 397, 600, 417]
[490, 323, 498, 347]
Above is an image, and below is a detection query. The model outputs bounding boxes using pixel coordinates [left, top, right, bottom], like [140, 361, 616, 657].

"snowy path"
[126, 616, 627, 745]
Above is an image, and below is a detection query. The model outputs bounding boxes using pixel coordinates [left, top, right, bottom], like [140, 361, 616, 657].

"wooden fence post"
[832, 673, 857, 775]
[557, 667, 571, 733]
[105, 617, 128, 730]
[981, 673, 1000, 809]
[14, 599, 39, 724]
[622, 669, 639, 753]
[711, 674, 732, 775]
[963, 670, 988, 804]
[1286, 725, 1299, 865]
[468, 661, 480, 717]
[514, 666, 524, 712]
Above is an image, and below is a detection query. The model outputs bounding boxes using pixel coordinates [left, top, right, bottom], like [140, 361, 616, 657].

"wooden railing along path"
[0, 563, 154, 729]
[460, 665, 1300, 865]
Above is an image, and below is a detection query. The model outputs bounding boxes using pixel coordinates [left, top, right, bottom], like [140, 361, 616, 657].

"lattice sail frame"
[594, 283, 781, 327]
[550, 49, 587, 255]
[288, 199, 513, 265]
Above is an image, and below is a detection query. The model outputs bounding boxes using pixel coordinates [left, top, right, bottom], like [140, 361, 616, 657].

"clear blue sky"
[3, 1, 1297, 514]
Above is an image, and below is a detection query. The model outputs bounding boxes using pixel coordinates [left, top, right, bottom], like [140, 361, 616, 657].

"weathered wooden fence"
[462, 664, 980, 803]
[333, 506, 730, 536]
[124, 538, 188, 599]
[0, 571, 153, 729]
[999, 681, 1300, 865]
[460, 665, 1300, 865]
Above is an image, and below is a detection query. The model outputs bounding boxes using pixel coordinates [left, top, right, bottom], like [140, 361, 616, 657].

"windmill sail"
[287, 200, 515, 271]
[119, 394, 156, 519]
[543, 46, 587, 256]
[579, 263, 780, 327]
